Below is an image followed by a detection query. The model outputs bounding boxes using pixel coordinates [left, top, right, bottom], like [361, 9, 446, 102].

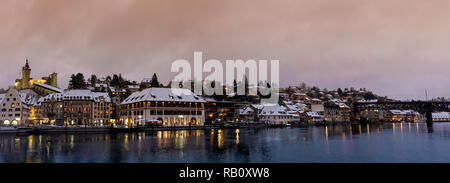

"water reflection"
[0, 123, 450, 163]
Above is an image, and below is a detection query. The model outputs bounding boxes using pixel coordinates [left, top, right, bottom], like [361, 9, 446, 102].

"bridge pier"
[426, 111, 433, 128]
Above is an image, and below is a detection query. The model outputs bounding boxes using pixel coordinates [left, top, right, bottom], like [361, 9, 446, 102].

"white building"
[119, 88, 206, 127]
[258, 104, 298, 125]
[305, 111, 323, 122]
[0, 87, 39, 126]
[432, 112, 450, 122]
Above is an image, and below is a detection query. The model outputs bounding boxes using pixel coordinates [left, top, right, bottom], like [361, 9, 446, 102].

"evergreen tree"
[151, 73, 160, 87]
[69, 73, 87, 89]
[89, 74, 97, 86]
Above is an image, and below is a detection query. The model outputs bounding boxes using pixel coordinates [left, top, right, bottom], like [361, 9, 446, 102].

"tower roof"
[23, 58, 30, 70]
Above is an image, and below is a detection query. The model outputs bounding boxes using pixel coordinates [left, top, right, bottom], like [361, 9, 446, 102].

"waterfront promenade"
[0, 124, 243, 134]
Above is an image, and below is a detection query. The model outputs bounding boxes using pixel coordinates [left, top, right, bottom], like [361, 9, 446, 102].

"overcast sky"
[1, 0, 449, 100]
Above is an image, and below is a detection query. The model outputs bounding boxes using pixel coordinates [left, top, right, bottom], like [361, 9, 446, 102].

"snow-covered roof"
[38, 93, 64, 103]
[92, 92, 111, 102]
[0, 94, 5, 104]
[127, 85, 139, 89]
[389, 110, 419, 115]
[286, 104, 301, 111]
[33, 82, 63, 93]
[293, 92, 306, 96]
[19, 89, 40, 106]
[432, 112, 450, 119]
[95, 83, 108, 88]
[306, 112, 321, 117]
[120, 88, 205, 105]
[110, 87, 126, 93]
[240, 106, 256, 115]
[39, 90, 111, 103]
[258, 104, 291, 116]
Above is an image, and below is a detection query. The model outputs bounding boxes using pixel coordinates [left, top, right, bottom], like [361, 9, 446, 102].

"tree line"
[69, 73, 161, 89]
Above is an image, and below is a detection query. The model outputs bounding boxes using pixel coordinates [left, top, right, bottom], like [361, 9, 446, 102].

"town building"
[204, 98, 240, 125]
[239, 105, 262, 122]
[290, 92, 307, 101]
[324, 100, 351, 123]
[0, 87, 40, 126]
[432, 112, 450, 122]
[118, 88, 206, 127]
[256, 104, 298, 125]
[384, 110, 422, 122]
[304, 111, 323, 123]
[359, 106, 384, 122]
[36, 90, 111, 126]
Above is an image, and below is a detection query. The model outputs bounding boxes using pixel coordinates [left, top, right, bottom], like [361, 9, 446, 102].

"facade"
[119, 88, 206, 127]
[15, 59, 58, 91]
[109, 86, 129, 124]
[324, 101, 351, 123]
[304, 111, 323, 123]
[257, 104, 298, 125]
[35, 93, 64, 125]
[383, 110, 422, 122]
[0, 87, 39, 126]
[290, 93, 307, 101]
[239, 105, 261, 122]
[205, 98, 239, 124]
[432, 112, 450, 122]
[37, 90, 111, 126]
[359, 107, 384, 122]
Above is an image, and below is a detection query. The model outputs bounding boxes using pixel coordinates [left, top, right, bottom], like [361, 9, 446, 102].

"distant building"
[204, 98, 240, 124]
[304, 111, 323, 123]
[310, 99, 324, 116]
[384, 110, 422, 122]
[324, 101, 351, 123]
[257, 104, 298, 125]
[432, 112, 450, 122]
[119, 88, 206, 127]
[359, 107, 384, 122]
[239, 105, 261, 122]
[290, 93, 307, 101]
[14, 59, 58, 93]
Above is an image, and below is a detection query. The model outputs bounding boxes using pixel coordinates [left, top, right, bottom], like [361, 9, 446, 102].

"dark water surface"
[1, 122, 450, 163]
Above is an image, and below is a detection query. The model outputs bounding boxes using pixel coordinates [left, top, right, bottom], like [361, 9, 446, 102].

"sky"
[0, 0, 450, 100]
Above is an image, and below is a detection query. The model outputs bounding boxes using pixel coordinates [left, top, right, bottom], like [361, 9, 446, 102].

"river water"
[0, 122, 449, 163]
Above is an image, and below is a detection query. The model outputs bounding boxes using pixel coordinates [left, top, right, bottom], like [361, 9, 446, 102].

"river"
[0, 122, 449, 163]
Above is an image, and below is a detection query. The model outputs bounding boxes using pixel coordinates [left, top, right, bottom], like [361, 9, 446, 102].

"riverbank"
[1, 121, 439, 135]
[0, 124, 260, 135]
[1, 123, 449, 163]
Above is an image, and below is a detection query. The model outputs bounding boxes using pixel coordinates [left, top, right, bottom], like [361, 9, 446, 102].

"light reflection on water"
[0, 122, 450, 163]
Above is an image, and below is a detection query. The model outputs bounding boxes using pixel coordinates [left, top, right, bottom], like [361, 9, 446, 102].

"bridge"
[353, 101, 450, 127]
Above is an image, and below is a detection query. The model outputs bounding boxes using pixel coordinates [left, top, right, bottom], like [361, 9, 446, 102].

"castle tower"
[49, 72, 58, 87]
[21, 59, 31, 89]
